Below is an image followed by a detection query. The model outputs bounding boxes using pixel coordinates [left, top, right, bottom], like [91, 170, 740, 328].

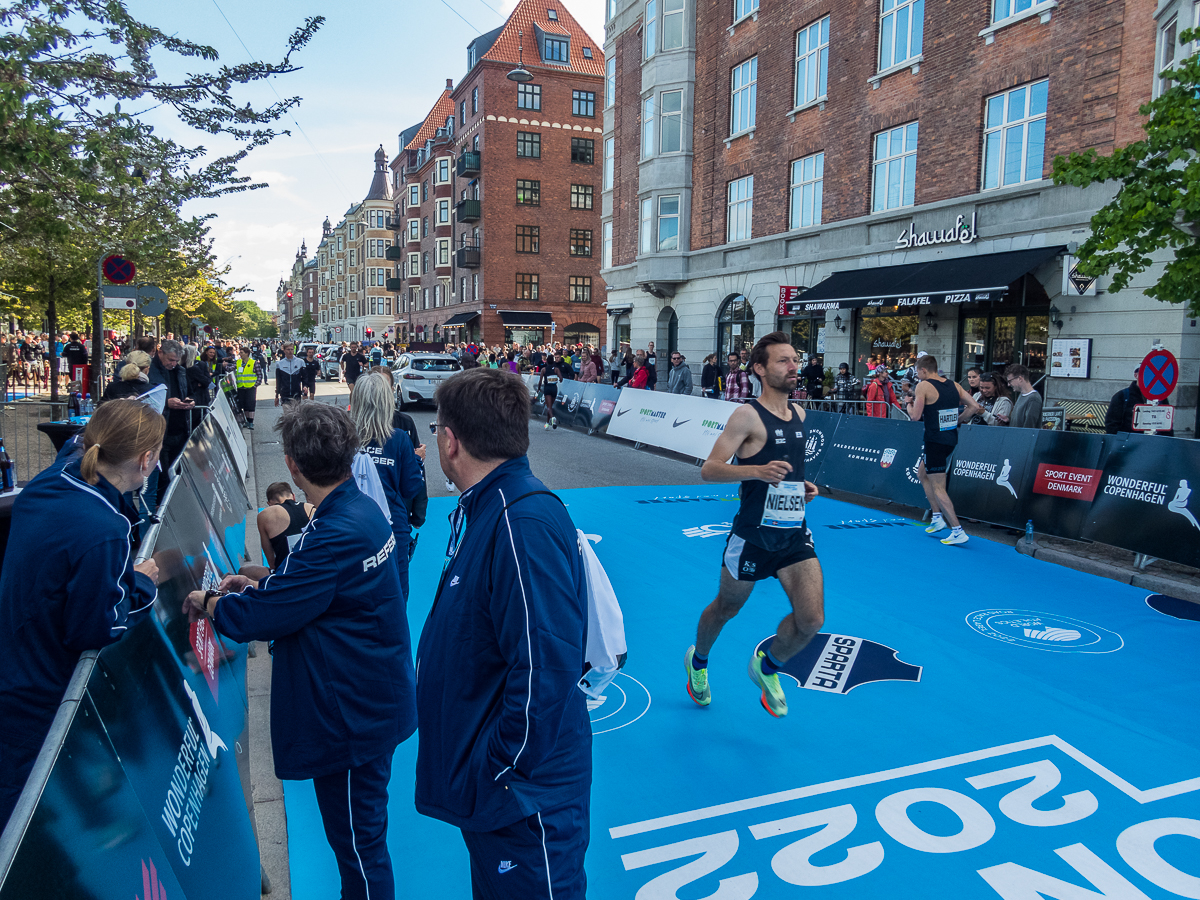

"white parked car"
[393, 353, 461, 408]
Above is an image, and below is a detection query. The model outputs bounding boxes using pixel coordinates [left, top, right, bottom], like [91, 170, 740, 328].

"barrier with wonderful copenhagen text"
[0, 406, 260, 899]
[558, 388, 1200, 569]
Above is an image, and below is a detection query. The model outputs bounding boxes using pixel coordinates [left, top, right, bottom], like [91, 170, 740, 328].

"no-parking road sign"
[102, 254, 136, 285]
[1137, 348, 1179, 400]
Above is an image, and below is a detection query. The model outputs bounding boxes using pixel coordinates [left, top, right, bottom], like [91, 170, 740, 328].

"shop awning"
[499, 310, 553, 327]
[606, 304, 633, 316]
[787, 246, 1066, 312]
[441, 311, 480, 327]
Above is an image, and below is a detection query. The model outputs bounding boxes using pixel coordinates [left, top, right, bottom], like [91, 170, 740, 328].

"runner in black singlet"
[685, 332, 824, 718]
[906, 354, 980, 546]
[239, 482, 315, 580]
[538, 354, 568, 430]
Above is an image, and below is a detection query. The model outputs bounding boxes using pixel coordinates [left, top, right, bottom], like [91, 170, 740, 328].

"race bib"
[547, 375, 560, 384]
[938, 408, 958, 432]
[761, 481, 806, 528]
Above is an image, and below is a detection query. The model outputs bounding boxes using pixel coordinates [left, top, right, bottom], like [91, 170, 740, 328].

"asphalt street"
[247, 376, 705, 506]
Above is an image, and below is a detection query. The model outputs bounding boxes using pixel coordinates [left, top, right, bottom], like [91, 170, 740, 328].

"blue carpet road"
[284, 485, 1200, 899]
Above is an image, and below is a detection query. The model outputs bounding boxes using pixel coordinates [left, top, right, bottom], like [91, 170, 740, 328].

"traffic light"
[365, 328, 373, 337]
[286, 291, 293, 299]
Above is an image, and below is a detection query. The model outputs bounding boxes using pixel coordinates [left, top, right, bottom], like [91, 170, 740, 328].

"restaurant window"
[853, 307, 920, 379]
[717, 294, 755, 359]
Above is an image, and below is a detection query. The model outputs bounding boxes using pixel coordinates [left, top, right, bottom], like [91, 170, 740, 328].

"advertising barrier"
[207, 389, 248, 479]
[813, 415, 929, 509]
[578, 390, 1196, 568]
[606, 388, 739, 459]
[0, 398, 260, 899]
[946, 425, 1041, 531]
[1082, 433, 1200, 569]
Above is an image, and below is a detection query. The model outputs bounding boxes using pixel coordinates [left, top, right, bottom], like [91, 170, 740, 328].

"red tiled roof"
[404, 90, 456, 151]
[482, 0, 604, 78]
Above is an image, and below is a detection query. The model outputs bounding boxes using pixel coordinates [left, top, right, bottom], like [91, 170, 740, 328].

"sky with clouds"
[125, 0, 606, 310]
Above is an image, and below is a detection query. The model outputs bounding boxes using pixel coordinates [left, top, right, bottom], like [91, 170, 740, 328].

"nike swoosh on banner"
[616, 408, 630, 416]
[673, 418, 690, 427]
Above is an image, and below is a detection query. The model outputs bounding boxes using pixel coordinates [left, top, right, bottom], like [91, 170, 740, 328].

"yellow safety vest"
[236, 358, 257, 389]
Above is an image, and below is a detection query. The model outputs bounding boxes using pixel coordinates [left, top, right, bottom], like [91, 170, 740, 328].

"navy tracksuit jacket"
[0, 459, 156, 825]
[415, 456, 591, 831]
[214, 478, 417, 779]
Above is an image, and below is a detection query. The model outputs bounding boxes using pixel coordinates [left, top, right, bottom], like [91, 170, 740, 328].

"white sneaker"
[551, 417, 558, 429]
[925, 518, 947, 534]
[544, 422, 550, 430]
[941, 529, 969, 546]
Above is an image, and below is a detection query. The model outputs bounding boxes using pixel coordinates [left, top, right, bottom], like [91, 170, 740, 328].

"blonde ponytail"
[80, 399, 166, 485]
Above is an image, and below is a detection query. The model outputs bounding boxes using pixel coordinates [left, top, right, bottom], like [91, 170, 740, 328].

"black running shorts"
[723, 529, 817, 582]
[922, 442, 953, 474]
[236, 387, 256, 412]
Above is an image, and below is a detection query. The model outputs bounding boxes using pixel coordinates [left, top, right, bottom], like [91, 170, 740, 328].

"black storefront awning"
[606, 305, 633, 316]
[788, 246, 1066, 313]
[442, 311, 480, 327]
[499, 310, 553, 327]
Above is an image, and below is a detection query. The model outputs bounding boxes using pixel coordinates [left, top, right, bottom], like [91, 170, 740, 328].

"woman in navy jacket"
[0, 399, 163, 830]
[186, 401, 416, 900]
[349, 373, 424, 600]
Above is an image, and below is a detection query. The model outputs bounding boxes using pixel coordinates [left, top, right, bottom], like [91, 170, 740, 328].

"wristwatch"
[202, 589, 225, 617]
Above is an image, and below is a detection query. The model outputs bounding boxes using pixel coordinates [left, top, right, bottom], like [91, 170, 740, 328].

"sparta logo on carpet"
[753, 633, 921, 694]
[586, 672, 652, 734]
[965, 608, 1124, 653]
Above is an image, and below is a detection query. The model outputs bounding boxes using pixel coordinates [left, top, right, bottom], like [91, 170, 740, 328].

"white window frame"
[408, 219, 420, 242]
[794, 17, 830, 110]
[602, 221, 613, 269]
[982, 80, 1048, 190]
[730, 57, 758, 138]
[878, 0, 924, 73]
[408, 184, 419, 207]
[438, 199, 450, 224]
[642, 96, 656, 158]
[662, 0, 685, 50]
[657, 194, 680, 251]
[604, 138, 615, 190]
[733, 0, 758, 26]
[872, 121, 918, 212]
[645, 0, 657, 59]
[408, 253, 419, 276]
[660, 89, 683, 153]
[438, 158, 451, 183]
[606, 57, 616, 108]
[726, 175, 753, 243]
[789, 152, 824, 229]
[640, 197, 653, 254]
[437, 239, 451, 266]
[349, 249, 357, 266]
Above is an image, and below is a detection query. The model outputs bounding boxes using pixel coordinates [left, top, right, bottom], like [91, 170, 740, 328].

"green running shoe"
[748, 650, 788, 718]
[684, 645, 711, 707]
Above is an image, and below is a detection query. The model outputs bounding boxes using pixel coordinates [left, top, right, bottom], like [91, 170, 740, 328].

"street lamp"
[507, 31, 534, 82]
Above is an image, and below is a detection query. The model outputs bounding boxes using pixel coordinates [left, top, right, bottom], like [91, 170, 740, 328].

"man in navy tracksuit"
[187, 402, 416, 900]
[417, 368, 591, 899]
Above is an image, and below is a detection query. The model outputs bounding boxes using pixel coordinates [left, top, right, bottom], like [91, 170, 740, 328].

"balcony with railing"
[385, 277, 403, 292]
[455, 199, 481, 222]
[387, 215, 404, 231]
[385, 246, 403, 260]
[456, 151, 481, 177]
[455, 245, 481, 268]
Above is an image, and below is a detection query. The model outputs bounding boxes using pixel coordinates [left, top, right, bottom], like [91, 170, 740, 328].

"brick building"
[390, 0, 607, 348]
[602, 0, 1197, 434]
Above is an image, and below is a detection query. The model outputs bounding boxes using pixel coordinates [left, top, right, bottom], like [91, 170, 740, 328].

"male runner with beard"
[685, 332, 823, 717]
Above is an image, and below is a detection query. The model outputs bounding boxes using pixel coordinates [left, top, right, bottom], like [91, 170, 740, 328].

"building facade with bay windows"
[602, 0, 1198, 435]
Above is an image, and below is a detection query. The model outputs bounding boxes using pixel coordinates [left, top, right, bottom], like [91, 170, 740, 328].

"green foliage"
[295, 309, 316, 338]
[0, 0, 322, 338]
[1051, 30, 1200, 317]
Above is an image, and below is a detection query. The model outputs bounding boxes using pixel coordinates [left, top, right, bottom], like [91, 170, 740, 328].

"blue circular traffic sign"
[102, 254, 136, 285]
[1137, 349, 1178, 400]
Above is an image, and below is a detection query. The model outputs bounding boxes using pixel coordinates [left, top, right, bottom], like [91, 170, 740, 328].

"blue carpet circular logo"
[966, 609, 1123, 653]
[587, 672, 652, 734]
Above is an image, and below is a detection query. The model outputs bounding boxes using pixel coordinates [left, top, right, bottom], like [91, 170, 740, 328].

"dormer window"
[547, 8, 558, 19]
[543, 35, 569, 62]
